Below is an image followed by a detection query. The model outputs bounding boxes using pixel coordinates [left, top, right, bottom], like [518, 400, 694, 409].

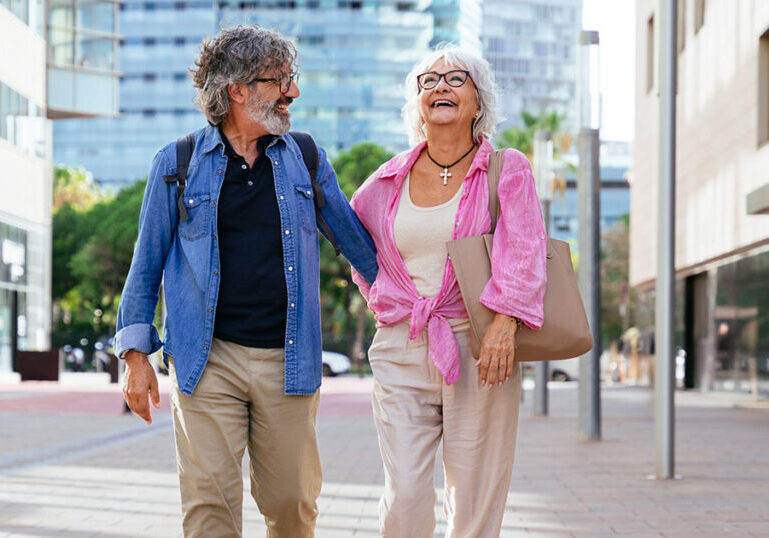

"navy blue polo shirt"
[213, 130, 287, 348]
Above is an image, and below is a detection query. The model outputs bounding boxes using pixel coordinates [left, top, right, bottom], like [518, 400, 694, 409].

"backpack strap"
[162, 132, 196, 222]
[289, 131, 341, 256]
[487, 149, 505, 233]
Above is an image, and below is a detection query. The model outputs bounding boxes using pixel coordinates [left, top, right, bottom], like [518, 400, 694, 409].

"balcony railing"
[46, 0, 120, 118]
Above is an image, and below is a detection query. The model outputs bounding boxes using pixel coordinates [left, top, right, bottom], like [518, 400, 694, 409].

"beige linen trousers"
[369, 321, 522, 538]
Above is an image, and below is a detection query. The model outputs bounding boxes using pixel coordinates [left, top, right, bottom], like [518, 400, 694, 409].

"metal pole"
[10, 290, 18, 373]
[655, 0, 677, 480]
[534, 200, 550, 415]
[577, 126, 601, 441]
[533, 130, 551, 416]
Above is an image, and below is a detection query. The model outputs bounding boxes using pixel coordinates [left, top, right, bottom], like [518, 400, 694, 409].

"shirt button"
[274, 160, 279, 165]
[213, 270, 219, 275]
[288, 340, 293, 345]
[208, 307, 213, 312]
[280, 195, 285, 200]
[241, 164, 247, 170]
[217, 169, 223, 175]
[288, 266, 293, 271]
[211, 200, 216, 205]
[306, 190, 311, 196]
[203, 345, 208, 350]
[290, 303, 295, 308]
[248, 180, 253, 186]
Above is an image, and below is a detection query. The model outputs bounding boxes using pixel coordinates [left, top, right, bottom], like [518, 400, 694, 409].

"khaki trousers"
[169, 338, 321, 538]
[369, 322, 522, 538]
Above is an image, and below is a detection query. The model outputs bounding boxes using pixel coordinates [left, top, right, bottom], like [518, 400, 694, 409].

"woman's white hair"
[402, 43, 501, 146]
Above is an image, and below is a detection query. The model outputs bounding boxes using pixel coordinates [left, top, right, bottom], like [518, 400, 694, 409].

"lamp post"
[533, 130, 554, 416]
[655, 0, 678, 480]
[577, 29, 601, 441]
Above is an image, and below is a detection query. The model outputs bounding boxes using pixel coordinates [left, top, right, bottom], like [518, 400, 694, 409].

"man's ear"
[228, 82, 249, 105]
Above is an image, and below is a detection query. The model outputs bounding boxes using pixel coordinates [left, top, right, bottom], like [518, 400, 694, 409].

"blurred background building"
[482, 0, 582, 132]
[53, 0, 211, 188]
[53, 0, 585, 188]
[632, 0, 769, 396]
[549, 140, 631, 246]
[0, 0, 118, 379]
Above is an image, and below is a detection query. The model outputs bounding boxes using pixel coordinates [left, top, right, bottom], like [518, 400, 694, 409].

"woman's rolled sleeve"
[479, 149, 547, 330]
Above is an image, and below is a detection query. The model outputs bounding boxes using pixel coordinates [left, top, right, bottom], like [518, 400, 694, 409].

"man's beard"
[246, 92, 292, 135]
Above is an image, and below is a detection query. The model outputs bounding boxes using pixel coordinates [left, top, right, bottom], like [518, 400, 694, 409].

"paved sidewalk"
[0, 376, 768, 537]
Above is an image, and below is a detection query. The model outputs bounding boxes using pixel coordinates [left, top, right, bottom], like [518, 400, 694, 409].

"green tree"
[68, 180, 146, 332]
[494, 110, 570, 159]
[324, 142, 393, 373]
[53, 165, 101, 212]
[52, 170, 146, 350]
[600, 215, 634, 346]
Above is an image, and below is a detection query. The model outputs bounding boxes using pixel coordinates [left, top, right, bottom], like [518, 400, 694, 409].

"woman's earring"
[474, 111, 480, 118]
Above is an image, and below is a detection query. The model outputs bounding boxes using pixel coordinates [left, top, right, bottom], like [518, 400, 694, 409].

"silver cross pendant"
[440, 168, 451, 185]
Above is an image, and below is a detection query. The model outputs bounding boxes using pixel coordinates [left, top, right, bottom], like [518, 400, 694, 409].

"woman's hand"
[477, 313, 518, 386]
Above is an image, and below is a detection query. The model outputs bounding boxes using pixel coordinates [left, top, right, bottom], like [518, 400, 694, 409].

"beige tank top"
[394, 174, 462, 298]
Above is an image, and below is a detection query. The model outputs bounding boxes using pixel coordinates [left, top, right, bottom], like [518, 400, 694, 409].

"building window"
[647, 15, 655, 93]
[0, 82, 45, 158]
[694, 0, 705, 33]
[759, 29, 769, 145]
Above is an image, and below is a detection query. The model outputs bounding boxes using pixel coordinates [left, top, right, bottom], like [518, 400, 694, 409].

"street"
[1, 377, 768, 537]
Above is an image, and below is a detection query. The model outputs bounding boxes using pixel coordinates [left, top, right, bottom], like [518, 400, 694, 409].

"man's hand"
[123, 350, 161, 424]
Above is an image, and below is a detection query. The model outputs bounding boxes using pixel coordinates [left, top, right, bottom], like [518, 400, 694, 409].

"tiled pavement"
[0, 376, 768, 537]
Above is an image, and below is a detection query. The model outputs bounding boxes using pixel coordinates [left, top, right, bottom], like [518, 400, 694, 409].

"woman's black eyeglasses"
[416, 70, 471, 90]
[252, 72, 299, 94]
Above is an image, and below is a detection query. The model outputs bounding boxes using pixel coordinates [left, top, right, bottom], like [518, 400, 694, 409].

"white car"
[550, 356, 579, 381]
[549, 350, 611, 382]
[321, 350, 351, 376]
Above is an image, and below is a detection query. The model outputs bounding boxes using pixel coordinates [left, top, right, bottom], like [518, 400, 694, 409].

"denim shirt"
[114, 125, 378, 396]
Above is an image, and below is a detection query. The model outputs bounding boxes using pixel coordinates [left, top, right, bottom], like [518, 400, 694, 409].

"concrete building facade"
[1, 1, 52, 380]
[0, 0, 119, 379]
[632, 0, 769, 395]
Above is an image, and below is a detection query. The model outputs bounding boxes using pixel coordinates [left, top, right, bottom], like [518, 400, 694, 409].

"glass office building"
[53, 0, 212, 187]
[53, 0, 584, 187]
[549, 141, 631, 247]
[482, 0, 582, 130]
[217, 0, 433, 154]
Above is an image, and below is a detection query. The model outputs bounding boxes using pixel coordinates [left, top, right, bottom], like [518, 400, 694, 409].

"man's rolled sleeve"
[114, 323, 163, 359]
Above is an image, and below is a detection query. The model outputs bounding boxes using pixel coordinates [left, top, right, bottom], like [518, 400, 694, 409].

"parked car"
[551, 356, 579, 382]
[321, 350, 351, 376]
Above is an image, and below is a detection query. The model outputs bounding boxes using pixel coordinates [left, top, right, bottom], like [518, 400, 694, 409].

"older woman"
[351, 46, 547, 537]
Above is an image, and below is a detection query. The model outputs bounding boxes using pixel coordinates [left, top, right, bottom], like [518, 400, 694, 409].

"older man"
[114, 25, 378, 537]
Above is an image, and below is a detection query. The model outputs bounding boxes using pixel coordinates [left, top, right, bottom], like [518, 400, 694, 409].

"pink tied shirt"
[351, 137, 547, 385]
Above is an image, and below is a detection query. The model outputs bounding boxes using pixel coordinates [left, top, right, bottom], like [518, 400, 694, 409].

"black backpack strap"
[289, 131, 341, 255]
[162, 132, 195, 222]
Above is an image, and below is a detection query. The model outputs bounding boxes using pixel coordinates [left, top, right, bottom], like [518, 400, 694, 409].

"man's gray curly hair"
[190, 25, 297, 126]
[402, 44, 501, 146]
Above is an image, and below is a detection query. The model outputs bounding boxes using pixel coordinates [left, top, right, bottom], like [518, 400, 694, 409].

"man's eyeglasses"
[416, 70, 471, 90]
[252, 72, 299, 94]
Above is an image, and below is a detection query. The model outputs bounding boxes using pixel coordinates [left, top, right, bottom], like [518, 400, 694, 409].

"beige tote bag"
[446, 150, 593, 362]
